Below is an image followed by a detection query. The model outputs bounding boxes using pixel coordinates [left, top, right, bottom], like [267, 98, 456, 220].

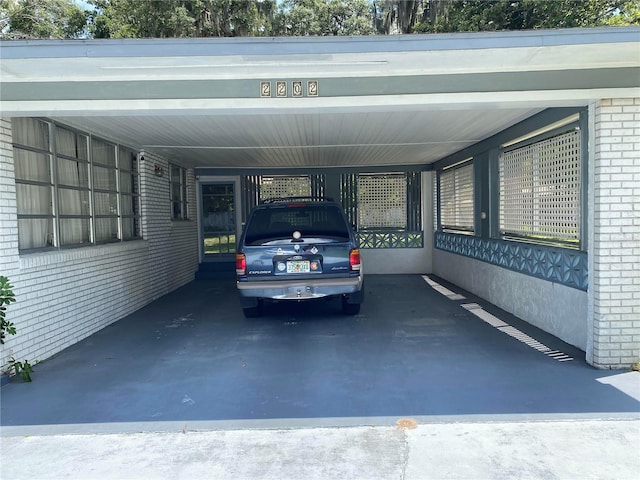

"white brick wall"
[0, 118, 199, 369]
[139, 151, 199, 298]
[0, 119, 19, 276]
[590, 98, 640, 368]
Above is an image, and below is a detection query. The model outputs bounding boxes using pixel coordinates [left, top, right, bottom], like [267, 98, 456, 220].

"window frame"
[12, 118, 141, 252]
[118, 146, 140, 240]
[498, 126, 582, 248]
[170, 163, 189, 221]
[438, 160, 475, 234]
[12, 118, 56, 249]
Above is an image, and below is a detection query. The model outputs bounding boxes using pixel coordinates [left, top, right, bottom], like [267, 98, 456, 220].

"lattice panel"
[440, 162, 474, 231]
[259, 175, 311, 201]
[357, 174, 406, 229]
[500, 130, 581, 243]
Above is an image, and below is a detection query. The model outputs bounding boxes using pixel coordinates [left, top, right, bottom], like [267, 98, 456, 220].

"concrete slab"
[2, 419, 639, 480]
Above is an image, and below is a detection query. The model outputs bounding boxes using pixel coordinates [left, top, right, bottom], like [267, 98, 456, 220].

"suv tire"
[242, 299, 263, 318]
[341, 296, 361, 315]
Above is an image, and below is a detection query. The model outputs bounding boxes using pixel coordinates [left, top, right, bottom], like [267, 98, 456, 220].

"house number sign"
[260, 80, 318, 98]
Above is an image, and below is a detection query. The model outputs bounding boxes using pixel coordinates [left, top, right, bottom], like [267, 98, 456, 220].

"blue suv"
[236, 197, 364, 317]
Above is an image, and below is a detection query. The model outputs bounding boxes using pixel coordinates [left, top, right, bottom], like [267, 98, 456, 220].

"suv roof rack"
[260, 196, 335, 204]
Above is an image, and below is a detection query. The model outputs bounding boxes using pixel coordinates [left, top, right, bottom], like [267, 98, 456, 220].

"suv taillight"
[236, 253, 247, 276]
[349, 249, 361, 272]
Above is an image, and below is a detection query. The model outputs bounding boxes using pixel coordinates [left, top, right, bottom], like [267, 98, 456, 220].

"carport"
[0, 26, 639, 376]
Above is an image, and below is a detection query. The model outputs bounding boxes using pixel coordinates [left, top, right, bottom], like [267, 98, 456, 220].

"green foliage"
[2, 0, 637, 39]
[0, 0, 89, 39]
[9, 357, 33, 382]
[0, 276, 17, 345]
[604, 0, 640, 25]
[89, 0, 278, 38]
[89, 0, 197, 38]
[413, 0, 638, 33]
[0, 277, 33, 381]
[277, 0, 375, 36]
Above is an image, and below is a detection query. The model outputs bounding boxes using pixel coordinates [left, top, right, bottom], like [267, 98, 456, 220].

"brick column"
[589, 99, 640, 368]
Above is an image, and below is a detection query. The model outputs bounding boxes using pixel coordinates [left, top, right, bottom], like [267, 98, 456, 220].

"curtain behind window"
[13, 119, 54, 249]
[92, 139, 118, 242]
[56, 127, 90, 245]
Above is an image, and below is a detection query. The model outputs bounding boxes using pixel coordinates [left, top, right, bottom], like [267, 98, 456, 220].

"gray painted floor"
[1, 274, 638, 429]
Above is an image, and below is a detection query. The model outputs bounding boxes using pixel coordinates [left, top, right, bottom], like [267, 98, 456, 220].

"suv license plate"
[287, 260, 310, 273]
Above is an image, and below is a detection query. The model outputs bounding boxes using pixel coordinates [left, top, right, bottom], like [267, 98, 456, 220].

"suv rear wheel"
[341, 296, 361, 315]
[242, 299, 263, 318]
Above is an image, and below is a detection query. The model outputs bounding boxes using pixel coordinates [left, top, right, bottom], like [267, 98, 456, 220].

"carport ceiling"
[2, 27, 639, 170]
[55, 109, 541, 168]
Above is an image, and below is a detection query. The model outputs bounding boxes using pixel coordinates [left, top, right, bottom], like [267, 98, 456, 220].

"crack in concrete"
[399, 429, 410, 480]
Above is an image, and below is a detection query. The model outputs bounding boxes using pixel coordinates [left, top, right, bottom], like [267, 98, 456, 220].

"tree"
[201, 0, 278, 37]
[413, 0, 637, 33]
[90, 0, 196, 38]
[276, 0, 375, 36]
[2, 0, 638, 40]
[604, 0, 640, 25]
[90, 0, 278, 38]
[374, 0, 422, 34]
[1, 0, 89, 39]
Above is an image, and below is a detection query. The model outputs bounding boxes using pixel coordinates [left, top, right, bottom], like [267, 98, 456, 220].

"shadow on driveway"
[1, 275, 638, 430]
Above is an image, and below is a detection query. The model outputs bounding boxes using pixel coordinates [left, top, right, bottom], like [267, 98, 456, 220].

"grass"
[204, 235, 236, 254]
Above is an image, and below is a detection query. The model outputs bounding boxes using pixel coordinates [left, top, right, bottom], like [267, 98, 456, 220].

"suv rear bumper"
[237, 275, 363, 302]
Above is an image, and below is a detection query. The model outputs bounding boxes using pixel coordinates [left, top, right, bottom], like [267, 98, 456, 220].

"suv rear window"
[245, 204, 350, 245]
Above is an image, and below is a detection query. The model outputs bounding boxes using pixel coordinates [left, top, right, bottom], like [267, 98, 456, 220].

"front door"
[201, 183, 236, 257]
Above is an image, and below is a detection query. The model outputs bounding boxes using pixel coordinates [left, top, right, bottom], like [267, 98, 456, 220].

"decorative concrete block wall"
[0, 118, 199, 369]
[589, 98, 640, 368]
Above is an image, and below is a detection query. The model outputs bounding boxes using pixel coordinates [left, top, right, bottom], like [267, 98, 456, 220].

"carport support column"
[473, 153, 492, 238]
[588, 98, 640, 369]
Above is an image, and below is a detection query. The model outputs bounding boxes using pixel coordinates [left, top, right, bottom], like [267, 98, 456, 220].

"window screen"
[439, 162, 474, 232]
[499, 129, 581, 245]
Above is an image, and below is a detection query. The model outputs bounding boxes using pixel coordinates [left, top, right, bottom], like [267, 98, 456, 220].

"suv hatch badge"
[310, 246, 318, 254]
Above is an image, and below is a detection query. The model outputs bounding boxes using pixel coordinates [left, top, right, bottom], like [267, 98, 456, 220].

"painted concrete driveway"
[1, 275, 638, 428]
